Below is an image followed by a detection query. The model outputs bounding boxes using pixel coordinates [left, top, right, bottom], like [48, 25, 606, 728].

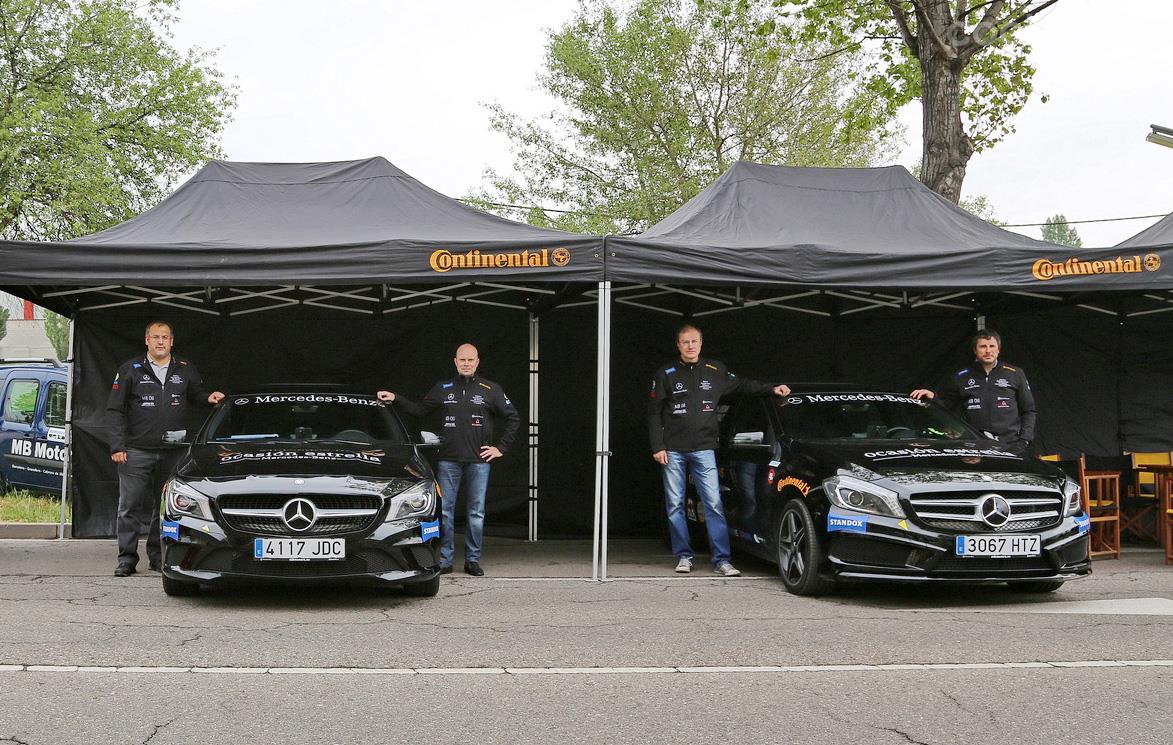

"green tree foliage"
[43, 310, 69, 359]
[476, 0, 901, 234]
[1041, 214, 1081, 247]
[777, 1, 1059, 203]
[0, 0, 236, 241]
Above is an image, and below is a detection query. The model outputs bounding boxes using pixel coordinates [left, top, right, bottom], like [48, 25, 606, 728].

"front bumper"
[821, 509, 1091, 584]
[160, 514, 441, 587]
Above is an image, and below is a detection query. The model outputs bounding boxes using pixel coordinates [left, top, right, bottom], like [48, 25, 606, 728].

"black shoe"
[148, 560, 162, 572]
[463, 561, 484, 577]
[439, 565, 453, 575]
[114, 562, 136, 577]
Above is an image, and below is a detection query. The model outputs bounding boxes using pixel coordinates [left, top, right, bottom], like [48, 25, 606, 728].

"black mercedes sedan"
[698, 386, 1091, 595]
[159, 390, 441, 597]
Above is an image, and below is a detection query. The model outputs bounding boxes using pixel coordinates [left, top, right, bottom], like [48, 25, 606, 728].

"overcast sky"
[168, 0, 1172, 248]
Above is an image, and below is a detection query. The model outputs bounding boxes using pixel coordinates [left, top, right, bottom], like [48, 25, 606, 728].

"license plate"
[253, 537, 345, 561]
[955, 534, 1040, 557]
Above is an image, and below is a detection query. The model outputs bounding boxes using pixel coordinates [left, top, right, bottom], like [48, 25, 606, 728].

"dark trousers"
[116, 448, 181, 566]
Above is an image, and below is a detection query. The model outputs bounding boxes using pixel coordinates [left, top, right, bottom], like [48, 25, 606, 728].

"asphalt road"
[1, 539, 1171, 744]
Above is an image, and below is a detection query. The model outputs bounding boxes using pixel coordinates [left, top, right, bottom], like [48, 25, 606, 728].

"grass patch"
[0, 490, 70, 523]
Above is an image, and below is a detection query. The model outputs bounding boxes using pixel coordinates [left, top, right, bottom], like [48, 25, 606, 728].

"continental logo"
[429, 247, 571, 273]
[1031, 253, 1160, 281]
[776, 476, 812, 496]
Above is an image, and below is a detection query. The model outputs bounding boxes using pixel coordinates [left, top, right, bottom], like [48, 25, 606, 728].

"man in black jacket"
[649, 324, 790, 576]
[106, 321, 223, 577]
[377, 343, 519, 576]
[911, 329, 1037, 455]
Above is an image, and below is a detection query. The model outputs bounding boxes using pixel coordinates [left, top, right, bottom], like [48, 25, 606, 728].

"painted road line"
[2, 661, 1171, 676]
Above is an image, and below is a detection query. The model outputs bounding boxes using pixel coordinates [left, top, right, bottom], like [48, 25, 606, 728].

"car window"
[3, 379, 40, 424]
[724, 397, 773, 444]
[777, 392, 980, 441]
[203, 394, 409, 444]
[44, 382, 67, 428]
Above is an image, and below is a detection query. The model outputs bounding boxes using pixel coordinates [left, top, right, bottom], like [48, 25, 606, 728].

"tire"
[402, 575, 441, 598]
[1005, 580, 1064, 593]
[775, 499, 832, 596]
[162, 575, 200, 597]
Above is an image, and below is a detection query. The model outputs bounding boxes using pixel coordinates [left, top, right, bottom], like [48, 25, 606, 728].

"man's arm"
[491, 388, 520, 454]
[105, 364, 130, 459]
[1016, 371, 1037, 443]
[723, 367, 789, 399]
[647, 370, 668, 457]
[184, 362, 223, 405]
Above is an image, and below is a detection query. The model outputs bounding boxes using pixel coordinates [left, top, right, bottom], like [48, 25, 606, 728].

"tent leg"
[57, 316, 76, 540]
[528, 313, 539, 542]
[592, 281, 612, 581]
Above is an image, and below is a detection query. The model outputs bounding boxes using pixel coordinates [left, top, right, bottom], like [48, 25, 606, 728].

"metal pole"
[592, 281, 612, 580]
[57, 316, 76, 540]
[528, 313, 539, 542]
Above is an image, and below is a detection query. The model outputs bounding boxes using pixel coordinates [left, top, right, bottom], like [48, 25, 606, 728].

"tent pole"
[592, 280, 612, 580]
[528, 312, 539, 542]
[57, 315, 76, 540]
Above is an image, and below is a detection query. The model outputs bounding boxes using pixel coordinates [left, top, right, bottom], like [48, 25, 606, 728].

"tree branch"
[908, 0, 958, 60]
[884, 0, 920, 57]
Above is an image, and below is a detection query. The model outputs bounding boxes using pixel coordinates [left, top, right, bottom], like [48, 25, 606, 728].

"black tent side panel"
[1120, 313, 1173, 452]
[68, 306, 536, 538]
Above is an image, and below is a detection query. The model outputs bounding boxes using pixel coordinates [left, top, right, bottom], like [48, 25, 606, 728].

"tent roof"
[0, 157, 602, 288]
[608, 161, 1171, 292]
[1117, 212, 1173, 248]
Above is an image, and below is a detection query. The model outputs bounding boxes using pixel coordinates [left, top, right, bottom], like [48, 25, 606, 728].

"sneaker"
[713, 562, 741, 577]
[674, 557, 693, 574]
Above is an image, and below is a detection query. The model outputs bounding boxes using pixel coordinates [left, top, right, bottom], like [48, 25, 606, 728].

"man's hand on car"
[909, 389, 935, 400]
[376, 390, 396, 403]
[772, 384, 791, 396]
[208, 391, 225, 405]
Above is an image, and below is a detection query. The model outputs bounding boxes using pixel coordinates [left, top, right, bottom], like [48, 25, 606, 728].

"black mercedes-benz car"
[694, 386, 1091, 595]
[159, 389, 442, 597]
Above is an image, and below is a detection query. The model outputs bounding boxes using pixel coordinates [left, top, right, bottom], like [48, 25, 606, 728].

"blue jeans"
[436, 460, 491, 566]
[661, 449, 731, 566]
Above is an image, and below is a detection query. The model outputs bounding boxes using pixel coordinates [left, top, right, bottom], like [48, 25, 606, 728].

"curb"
[0, 522, 72, 539]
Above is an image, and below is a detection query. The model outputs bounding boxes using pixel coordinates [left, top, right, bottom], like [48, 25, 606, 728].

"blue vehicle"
[0, 361, 68, 494]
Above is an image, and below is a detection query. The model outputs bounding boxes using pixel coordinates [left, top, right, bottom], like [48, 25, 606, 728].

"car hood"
[795, 438, 1062, 486]
[176, 441, 429, 481]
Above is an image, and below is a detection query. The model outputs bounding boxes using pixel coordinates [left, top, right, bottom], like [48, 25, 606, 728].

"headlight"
[385, 480, 436, 521]
[164, 480, 213, 520]
[1062, 477, 1082, 516]
[823, 473, 905, 517]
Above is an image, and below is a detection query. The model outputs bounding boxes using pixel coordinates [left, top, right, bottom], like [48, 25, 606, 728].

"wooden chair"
[1123, 452, 1172, 544]
[1043, 454, 1120, 559]
[1079, 454, 1121, 559]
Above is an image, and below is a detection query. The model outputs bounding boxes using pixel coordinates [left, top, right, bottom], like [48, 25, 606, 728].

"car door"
[719, 396, 779, 542]
[1, 375, 43, 490]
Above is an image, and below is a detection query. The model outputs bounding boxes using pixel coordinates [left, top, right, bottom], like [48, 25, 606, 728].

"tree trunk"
[920, 53, 971, 203]
[916, 1, 972, 204]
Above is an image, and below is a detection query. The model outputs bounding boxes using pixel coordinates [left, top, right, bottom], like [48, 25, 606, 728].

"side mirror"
[417, 430, 441, 453]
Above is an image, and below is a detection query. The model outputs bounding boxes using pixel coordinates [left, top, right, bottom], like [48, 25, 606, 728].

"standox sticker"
[161, 521, 180, 541]
[1074, 514, 1090, 535]
[827, 512, 868, 533]
[420, 520, 440, 542]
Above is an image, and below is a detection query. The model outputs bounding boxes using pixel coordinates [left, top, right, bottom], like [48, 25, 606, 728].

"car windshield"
[776, 392, 981, 441]
[202, 393, 409, 445]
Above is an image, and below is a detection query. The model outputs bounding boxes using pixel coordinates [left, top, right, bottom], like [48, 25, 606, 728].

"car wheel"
[1005, 580, 1064, 593]
[402, 575, 441, 598]
[775, 499, 831, 596]
[162, 575, 200, 597]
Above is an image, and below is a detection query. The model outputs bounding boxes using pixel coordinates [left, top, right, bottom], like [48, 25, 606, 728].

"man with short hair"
[377, 343, 519, 576]
[910, 329, 1036, 455]
[649, 324, 791, 576]
[106, 321, 223, 577]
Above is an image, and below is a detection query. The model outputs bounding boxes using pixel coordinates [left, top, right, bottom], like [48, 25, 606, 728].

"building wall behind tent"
[69, 305, 534, 538]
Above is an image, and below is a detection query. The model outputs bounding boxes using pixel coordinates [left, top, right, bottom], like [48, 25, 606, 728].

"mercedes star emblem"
[979, 494, 1011, 528]
[282, 498, 317, 532]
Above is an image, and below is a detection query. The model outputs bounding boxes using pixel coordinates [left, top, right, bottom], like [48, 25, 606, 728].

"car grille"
[931, 556, 1055, 573]
[216, 493, 382, 536]
[907, 489, 1062, 533]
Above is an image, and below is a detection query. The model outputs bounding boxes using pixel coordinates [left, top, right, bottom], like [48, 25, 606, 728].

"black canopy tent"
[586, 162, 1173, 573]
[0, 157, 611, 572]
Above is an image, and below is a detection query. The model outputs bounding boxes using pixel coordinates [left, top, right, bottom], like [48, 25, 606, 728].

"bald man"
[378, 344, 519, 576]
